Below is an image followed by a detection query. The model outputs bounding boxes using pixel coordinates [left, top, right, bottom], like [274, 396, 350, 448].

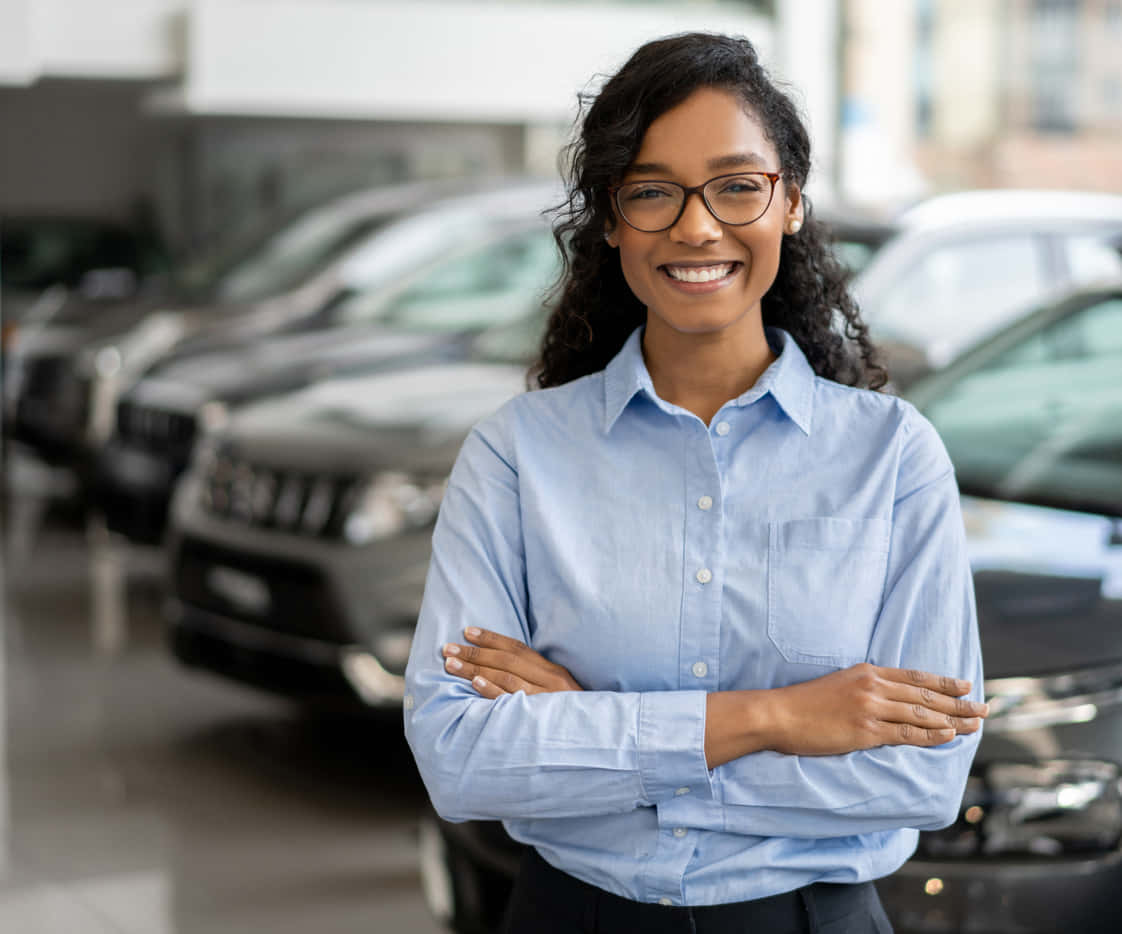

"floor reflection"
[0, 454, 441, 933]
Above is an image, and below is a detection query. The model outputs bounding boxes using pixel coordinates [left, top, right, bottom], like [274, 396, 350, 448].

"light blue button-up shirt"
[405, 326, 982, 907]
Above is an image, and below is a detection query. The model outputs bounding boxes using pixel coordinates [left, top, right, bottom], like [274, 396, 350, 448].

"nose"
[669, 190, 722, 245]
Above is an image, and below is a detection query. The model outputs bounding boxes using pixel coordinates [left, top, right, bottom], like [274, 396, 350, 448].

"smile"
[661, 262, 739, 283]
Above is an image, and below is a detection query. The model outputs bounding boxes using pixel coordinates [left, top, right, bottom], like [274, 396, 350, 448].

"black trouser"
[502, 848, 894, 934]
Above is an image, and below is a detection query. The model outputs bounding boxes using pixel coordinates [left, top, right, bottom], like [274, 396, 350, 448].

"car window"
[1065, 234, 1122, 286]
[335, 228, 560, 333]
[210, 213, 390, 304]
[923, 296, 1122, 515]
[868, 235, 1046, 364]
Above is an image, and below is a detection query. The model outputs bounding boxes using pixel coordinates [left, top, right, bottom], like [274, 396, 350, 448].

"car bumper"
[166, 477, 432, 707]
[167, 598, 404, 710]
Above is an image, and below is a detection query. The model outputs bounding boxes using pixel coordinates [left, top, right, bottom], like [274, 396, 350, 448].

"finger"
[882, 683, 989, 719]
[463, 627, 529, 654]
[878, 700, 984, 734]
[880, 722, 958, 747]
[444, 643, 550, 684]
[876, 666, 972, 697]
[445, 657, 533, 695]
[469, 675, 505, 700]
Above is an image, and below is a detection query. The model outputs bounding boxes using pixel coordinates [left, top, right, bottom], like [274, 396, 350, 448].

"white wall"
[0, 0, 182, 85]
[182, 0, 772, 122]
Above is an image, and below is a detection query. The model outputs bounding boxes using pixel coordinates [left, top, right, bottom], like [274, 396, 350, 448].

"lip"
[658, 260, 742, 294]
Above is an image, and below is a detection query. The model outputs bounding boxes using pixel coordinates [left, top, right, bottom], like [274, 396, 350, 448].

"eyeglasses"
[609, 171, 784, 233]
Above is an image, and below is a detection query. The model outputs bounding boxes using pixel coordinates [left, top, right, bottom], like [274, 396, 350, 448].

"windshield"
[915, 293, 1122, 517]
[332, 226, 560, 335]
[174, 206, 396, 305]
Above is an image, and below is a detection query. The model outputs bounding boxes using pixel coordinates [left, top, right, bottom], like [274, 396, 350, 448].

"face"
[605, 86, 802, 340]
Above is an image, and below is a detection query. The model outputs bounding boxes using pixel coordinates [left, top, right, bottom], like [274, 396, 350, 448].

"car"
[2, 177, 536, 474]
[1, 213, 168, 339]
[92, 189, 561, 544]
[856, 189, 1122, 388]
[161, 226, 559, 708]
[419, 280, 1122, 934]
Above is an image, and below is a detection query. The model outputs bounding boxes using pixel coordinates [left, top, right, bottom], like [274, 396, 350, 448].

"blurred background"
[2, 2, 1122, 933]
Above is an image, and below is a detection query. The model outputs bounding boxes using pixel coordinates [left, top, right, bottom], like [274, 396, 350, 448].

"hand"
[764, 663, 988, 756]
[442, 627, 584, 698]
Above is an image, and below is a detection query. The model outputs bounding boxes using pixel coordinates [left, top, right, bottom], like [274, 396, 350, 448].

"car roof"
[895, 189, 1122, 232]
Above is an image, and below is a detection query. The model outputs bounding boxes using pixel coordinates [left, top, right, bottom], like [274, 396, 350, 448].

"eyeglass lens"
[615, 174, 776, 232]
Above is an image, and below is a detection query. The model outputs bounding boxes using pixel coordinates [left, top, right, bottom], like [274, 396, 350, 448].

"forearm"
[406, 673, 715, 822]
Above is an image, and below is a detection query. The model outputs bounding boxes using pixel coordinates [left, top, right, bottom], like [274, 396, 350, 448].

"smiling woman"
[404, 32, 985, 934]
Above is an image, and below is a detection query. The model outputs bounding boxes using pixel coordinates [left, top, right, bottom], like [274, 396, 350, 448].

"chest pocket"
[767, 517, 891, 667]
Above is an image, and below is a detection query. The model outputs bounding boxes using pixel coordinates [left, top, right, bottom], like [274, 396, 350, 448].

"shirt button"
[675, 786, 691, 796]
[658, 897, 674, 906]
[695, 568, 712, 584]
[403, 694, 415, 711]
[691, 661, 708, 679]
[715, 421, 731, 436]
[697, 495, 713, 511]
[673, 827, 688, 838]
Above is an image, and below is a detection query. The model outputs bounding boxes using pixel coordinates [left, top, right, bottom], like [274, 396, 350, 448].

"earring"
[787, 220, 802, 235]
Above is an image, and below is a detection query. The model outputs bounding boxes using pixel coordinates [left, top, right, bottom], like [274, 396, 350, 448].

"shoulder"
[812, 377, 953, 500]
[465, 371, 605, 465]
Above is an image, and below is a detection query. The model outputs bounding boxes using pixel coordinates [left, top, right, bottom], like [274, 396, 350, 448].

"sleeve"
[659, 409, 984, 839]
[403, 413, 714, 823]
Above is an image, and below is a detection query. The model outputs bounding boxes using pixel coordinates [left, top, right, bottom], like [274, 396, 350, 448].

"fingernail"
[980, 703, 990, 716]
[473, 676, 487, 688]
[444, 643, 460, 656]
[465, 627, 481, 638]
[445, 658, 462, 671]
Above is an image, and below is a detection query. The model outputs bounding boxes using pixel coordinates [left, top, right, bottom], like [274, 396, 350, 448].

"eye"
[716, 176, 765, 195]
[620, 183, 676, 203]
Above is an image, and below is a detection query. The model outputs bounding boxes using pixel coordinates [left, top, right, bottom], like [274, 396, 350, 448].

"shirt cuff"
[637, 690, 714, 804]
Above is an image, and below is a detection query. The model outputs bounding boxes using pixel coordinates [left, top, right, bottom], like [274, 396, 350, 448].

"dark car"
[164, 315, 546, 710]
[94, 192, 559, 544]
[2, 178, 531, 473]
[420, 282, 1122, 934]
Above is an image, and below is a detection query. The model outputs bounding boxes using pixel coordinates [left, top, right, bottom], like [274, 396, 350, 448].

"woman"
[404, 33, 986, 934]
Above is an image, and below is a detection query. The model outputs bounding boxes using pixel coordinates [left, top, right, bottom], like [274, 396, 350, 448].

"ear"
[784, 184, 804, 235]
[603, 223, 619, 249]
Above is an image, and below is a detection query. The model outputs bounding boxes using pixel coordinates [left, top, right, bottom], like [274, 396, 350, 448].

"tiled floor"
[0, 485, 443, 933]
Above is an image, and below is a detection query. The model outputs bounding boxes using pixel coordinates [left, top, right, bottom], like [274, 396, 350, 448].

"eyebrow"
[625, 152, 772, 177]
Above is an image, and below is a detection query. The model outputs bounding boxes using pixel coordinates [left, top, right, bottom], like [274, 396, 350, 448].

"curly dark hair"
[533, 32, 886, 391]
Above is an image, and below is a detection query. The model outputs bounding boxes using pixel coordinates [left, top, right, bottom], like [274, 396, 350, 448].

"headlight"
[342, 471, 446, 545]
[917, 760, 1122, 859]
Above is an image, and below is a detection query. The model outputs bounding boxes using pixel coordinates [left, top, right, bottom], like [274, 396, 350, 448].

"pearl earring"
[788, 220, 802, 235]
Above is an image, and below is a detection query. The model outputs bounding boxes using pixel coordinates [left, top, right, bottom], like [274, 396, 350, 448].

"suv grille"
[199, 448, 361, 540]
[116, 399, 197, 466]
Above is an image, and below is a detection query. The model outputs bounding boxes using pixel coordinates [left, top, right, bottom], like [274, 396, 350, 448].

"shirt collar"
[602, 325, 815, 435]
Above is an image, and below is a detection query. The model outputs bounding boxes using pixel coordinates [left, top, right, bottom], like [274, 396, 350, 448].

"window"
[335, 228, 560, 333]
[922, 296, 1122, 515]
[868, 236, 1046, 365]
[1065, 235, 1122, 286]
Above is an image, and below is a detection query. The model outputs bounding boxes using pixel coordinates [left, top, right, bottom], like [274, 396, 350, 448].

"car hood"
[216, 361, 529, 475]
[964, 495, 1122, 678]
[134, 327, 459, 409]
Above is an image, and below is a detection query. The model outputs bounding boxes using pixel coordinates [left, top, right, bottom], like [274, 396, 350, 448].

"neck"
[641, 315, 776, 425]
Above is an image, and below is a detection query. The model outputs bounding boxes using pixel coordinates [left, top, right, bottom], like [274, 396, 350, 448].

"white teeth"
[665, 263, 735, 283]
